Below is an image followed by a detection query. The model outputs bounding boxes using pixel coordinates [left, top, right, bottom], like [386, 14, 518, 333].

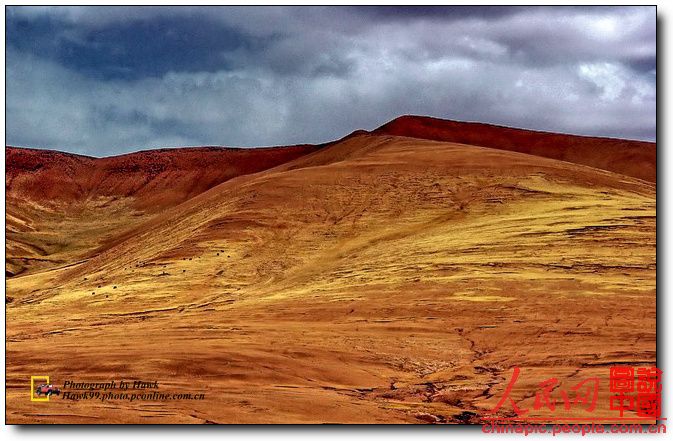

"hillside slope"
[7, 114, 656, 278]
[375, 116, 656, 182]
[6, 144, 320, 207]
[6, 133, 655, 423]
[6, 144, 319, 276]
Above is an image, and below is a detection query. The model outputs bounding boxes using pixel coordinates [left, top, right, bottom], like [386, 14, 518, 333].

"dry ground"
[6, 134, 656, 423]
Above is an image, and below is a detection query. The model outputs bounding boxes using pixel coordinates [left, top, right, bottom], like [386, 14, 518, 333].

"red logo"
[609, 366, 662, 419]
[486, 365, 662, 422]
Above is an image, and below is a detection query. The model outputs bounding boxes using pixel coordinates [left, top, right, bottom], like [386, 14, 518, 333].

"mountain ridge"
[374, 115, 656, 182]
[6, 118, 656, 423]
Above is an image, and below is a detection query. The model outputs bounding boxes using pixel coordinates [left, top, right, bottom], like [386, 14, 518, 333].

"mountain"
[6, 118, 655, 424]
[6, 144, 320, 208]
[5, 144, 320, 277]
[375, 115, 656, 182]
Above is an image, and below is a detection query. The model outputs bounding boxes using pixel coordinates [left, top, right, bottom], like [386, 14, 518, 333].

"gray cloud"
[6, 6, 656, 156]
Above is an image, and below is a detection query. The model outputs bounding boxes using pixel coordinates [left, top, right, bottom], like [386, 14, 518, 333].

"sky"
[6, 6, 656, 156]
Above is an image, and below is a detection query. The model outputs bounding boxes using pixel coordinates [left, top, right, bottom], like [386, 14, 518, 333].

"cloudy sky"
[6, 6, 656, 156]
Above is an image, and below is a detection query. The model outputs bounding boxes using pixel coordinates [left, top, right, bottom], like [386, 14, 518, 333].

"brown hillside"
[6, 144, 320, 209]
[7, 133, 655, 423]
[375, 115, 656, 182]
[5, 144, 320, 276]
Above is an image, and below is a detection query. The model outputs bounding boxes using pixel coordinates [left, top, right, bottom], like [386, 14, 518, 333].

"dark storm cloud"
[5, 6, 656, 156]
[7, 12, 270, 80]
[625, 55, 657, 74]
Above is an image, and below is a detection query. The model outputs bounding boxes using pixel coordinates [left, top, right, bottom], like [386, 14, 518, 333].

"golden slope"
[6, 134, 655, 423]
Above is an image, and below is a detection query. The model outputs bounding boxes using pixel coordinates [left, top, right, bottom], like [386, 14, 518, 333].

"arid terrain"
[6, 117, 656, 424]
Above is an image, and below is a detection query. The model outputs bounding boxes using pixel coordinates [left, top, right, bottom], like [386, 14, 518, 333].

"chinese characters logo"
[486, 365, 662, 422]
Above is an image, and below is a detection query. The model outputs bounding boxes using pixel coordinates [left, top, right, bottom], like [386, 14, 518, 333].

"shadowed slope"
[375, 115, 656, 182]
[5, 144, 320, 276]
[6, 144, 320, 208]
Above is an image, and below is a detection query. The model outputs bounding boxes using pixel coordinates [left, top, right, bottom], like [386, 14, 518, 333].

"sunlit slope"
[6, 134, 655, 423]
[42, 133, 654, 298]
